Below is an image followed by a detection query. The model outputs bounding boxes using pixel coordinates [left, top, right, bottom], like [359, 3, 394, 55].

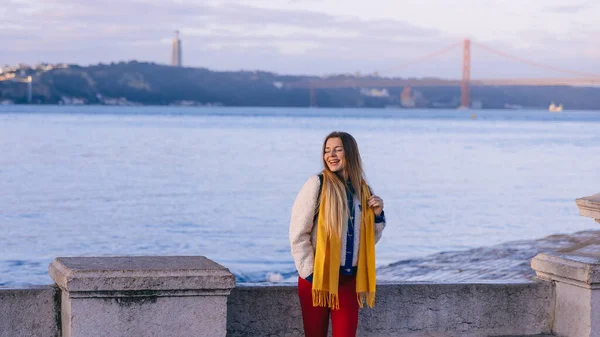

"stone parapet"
[532, 252, 600, 337]
[0, 286, 59, 337]
[227, 282, 554, 337]
[528, 192, 600, 337]
[576, 193, 600, 224]
[532, 253, 600, 288]
[49, 256, 235, 337]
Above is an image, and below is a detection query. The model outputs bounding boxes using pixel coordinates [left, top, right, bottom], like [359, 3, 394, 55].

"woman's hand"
[368, 195, 384, 216]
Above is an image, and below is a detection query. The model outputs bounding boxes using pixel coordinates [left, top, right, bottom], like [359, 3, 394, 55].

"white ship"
[549, 102, 563, 112]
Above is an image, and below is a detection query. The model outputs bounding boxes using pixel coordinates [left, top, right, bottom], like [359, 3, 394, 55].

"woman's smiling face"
[324, 137, 345, 174]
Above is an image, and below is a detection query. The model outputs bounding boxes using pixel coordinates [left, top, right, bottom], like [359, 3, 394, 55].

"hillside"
[1, 61, 600, 110]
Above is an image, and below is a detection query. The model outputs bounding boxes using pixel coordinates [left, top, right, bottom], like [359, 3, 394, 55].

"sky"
[1, 0, 599, 79]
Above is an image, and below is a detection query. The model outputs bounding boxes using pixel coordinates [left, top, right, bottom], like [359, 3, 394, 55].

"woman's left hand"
[368, 195, 384, 216]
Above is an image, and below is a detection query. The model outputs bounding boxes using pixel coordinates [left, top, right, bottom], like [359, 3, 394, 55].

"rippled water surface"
[1, 105, 599, 286]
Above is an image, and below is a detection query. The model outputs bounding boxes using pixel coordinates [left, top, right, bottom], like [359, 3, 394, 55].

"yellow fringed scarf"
[312, 182, 376, 310]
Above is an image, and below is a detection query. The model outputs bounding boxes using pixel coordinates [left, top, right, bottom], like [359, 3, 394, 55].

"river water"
[1, 105, 599, 286]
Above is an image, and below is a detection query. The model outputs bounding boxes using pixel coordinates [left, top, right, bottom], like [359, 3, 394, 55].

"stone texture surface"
[532, 252, 600, 337]
[0, 286, 59, 337]
[227, 282, 554, 337]
[576, 193, 600, 221]
[49, 255, 235, 292]
[531, 252, 600, 287]
[553, 282, 592, 337]
[49, 256, 235, 337]
[64, 293, 227, 337]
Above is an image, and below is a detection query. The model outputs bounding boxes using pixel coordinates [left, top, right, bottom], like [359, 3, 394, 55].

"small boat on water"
[549, 102, 563, 112]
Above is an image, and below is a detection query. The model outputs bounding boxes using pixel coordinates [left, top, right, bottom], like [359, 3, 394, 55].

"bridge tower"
[461, 39, 471, 108]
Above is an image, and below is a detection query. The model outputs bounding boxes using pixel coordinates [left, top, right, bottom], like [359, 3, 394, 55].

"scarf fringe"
[312, 289, 340, 310]
[357, 291, 376, 308]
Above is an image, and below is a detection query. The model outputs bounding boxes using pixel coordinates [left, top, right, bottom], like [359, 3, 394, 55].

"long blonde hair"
[319, 131, 368, 238]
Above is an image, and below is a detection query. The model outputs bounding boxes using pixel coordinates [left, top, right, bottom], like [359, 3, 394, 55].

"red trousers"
[297, 274, 359, 337]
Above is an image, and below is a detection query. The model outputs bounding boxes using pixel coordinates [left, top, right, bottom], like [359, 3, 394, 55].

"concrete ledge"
[49, 256, 235, 293]
[227, 282, 555, 337]
[0, 286, 59, 337]
[531, 252, 600, 288]
[576, 193, 600, 223]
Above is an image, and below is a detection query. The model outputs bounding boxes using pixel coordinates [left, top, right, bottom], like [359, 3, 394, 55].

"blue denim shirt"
[341, 182, 385, 276]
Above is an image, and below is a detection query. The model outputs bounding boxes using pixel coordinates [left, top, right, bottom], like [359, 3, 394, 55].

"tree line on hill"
[1, 61, 599, 110]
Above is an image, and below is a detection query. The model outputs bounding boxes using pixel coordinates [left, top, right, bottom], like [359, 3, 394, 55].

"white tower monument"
[171, 30, 182, 67]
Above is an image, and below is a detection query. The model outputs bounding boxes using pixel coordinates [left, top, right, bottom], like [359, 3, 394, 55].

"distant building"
[171, 31, 182, 67]
[400, 87, 415, 108]
[360, 88, 390, 97]
[34, 63, 55, 72]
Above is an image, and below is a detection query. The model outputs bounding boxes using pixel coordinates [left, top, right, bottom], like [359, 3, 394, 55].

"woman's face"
[324, 137, 345, 173]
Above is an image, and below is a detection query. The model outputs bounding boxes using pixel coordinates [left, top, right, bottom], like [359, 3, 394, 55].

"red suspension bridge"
[286, 39, 600, 108]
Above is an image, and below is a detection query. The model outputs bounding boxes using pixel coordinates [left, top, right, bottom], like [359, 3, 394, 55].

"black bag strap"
[313, 173, 324, 221]
[317, 173, 323, 197]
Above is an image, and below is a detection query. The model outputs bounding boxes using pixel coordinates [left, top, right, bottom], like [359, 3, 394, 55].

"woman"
[289, 131, 386, 337]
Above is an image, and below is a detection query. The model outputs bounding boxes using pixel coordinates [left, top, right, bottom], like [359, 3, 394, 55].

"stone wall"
[0, 286, 59, 337]
[1, 281, 554, 337]
[227, 281, 555, 337]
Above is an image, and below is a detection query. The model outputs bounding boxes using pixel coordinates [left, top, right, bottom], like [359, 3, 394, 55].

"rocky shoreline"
[377, 229, 600, 282]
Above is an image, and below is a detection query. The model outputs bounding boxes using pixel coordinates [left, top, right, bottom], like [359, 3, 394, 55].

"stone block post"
[576, 193, 600, 224]
[531, 193, 600, 337]
[531, 253, 600, 337]
[49, 256, 235, 337]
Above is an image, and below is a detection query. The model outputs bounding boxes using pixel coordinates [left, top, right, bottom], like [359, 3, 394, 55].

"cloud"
[0, 0, 447, 63]
[1, 0, 599, 78]
[545, 2, 593, 14]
